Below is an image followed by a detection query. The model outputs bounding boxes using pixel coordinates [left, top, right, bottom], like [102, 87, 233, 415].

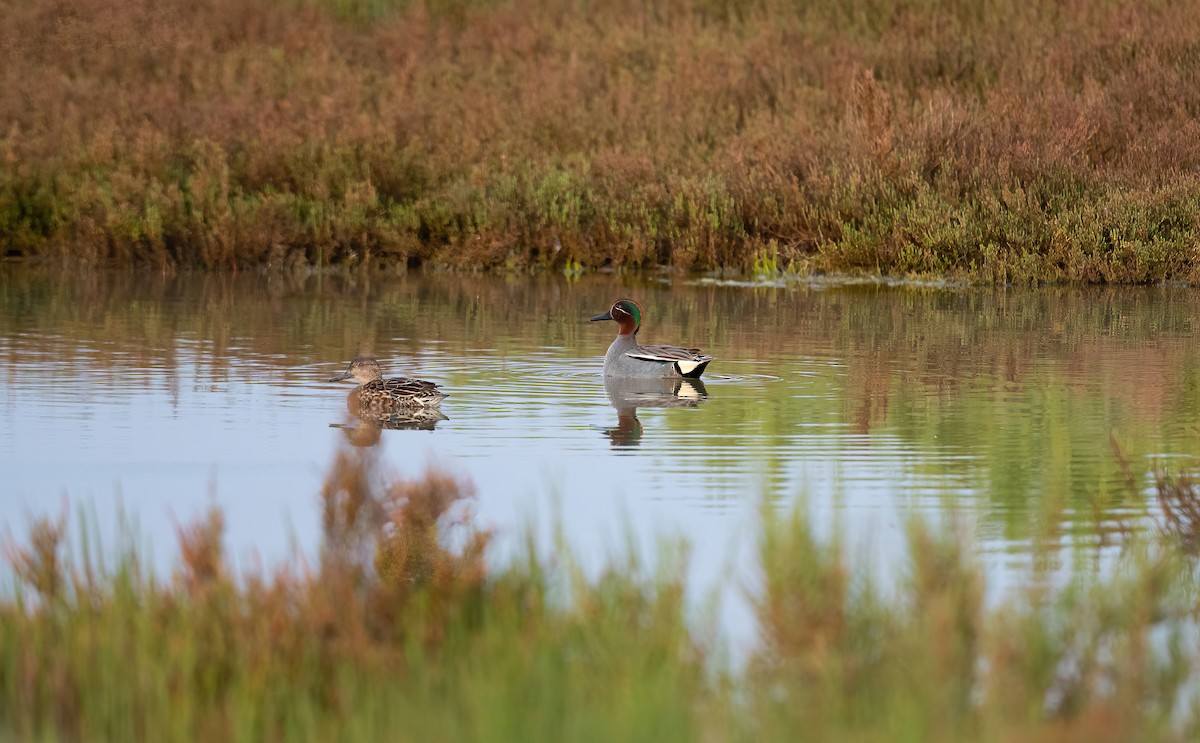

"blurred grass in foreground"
[3, 448, 1200, 741]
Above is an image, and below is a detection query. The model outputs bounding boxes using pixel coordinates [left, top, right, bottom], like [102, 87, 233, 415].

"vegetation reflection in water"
[2, 268, 1200, 557]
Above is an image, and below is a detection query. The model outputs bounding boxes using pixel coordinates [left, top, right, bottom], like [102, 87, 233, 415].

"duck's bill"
[329, 371, 352, 382]
[590, 312, 613, 322]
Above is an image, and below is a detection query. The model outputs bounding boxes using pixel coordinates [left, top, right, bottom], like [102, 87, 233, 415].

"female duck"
[329, 357, 448, 410]
[590, 299, 713, 379]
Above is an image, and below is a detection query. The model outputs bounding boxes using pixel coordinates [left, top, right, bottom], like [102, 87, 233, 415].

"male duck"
[590, 299, 713, 379]
[329, 357, 448, 410]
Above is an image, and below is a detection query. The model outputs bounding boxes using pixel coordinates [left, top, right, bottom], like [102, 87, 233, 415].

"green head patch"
[612, 299, 642, 328]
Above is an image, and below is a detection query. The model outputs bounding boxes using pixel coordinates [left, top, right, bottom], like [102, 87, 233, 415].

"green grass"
[4, 449, 1200, 740]
[4, 0, 1200, 280]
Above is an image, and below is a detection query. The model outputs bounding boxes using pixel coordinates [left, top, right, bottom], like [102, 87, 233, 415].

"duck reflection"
[601, 377, 708, 448]
[331, 407, 449, 447]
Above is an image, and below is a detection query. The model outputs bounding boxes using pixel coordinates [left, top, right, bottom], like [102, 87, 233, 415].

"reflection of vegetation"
[662, 282, 1200, 538]
[4, 453, 1200, 739]
[4, 0, 1200, 278]
[5, 269, 1200, 542]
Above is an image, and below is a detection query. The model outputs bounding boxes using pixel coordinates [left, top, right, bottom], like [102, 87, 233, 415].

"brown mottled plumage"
[329, 357, 448, 409]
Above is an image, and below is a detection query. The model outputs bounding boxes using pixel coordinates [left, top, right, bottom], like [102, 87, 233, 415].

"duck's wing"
[625, 344, 714, 378]
[368, 377, 449, 402]
[381, 377, 443, 391]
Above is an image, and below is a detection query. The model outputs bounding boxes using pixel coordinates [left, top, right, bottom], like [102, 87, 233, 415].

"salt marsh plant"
[4, 446, 1200, 740]
[4, 0, 1200, 280]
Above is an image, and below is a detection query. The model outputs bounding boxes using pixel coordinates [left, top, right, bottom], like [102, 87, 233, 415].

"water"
[3, 268, 1200, 647]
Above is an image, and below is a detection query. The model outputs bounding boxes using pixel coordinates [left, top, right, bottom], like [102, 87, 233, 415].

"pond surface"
[3, 268, 1200, 645]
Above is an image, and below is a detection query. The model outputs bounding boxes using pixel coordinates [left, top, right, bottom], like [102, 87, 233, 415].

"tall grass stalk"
[3, 449, 1200, 740]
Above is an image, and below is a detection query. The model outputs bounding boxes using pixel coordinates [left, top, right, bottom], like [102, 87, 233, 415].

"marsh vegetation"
[4, 0, 1200, 280]
[5, 449, 1200, 741]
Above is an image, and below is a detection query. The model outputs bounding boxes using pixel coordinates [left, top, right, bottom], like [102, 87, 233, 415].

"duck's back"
[604, 335, 712, 379]
[629, 343, 713, 378]
[358, 377, 448, 407]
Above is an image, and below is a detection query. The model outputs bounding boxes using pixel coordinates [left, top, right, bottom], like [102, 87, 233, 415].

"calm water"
[3, 269, 1200, 643]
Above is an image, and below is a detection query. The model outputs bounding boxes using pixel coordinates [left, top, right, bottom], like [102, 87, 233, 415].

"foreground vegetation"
[4, 0, 1200, 280]
[4, 450, 1200, 741]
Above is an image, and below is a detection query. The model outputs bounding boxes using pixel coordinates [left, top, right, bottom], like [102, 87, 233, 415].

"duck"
[328, 357, 448, 410]
[590, 299, 713, 379]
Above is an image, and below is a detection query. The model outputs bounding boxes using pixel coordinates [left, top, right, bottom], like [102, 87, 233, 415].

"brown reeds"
[0, 449, 498, 739]
[1155, 471, 1200, 556]
[3, 452, 1200, 739]
[3, 0, 1200, 279]
[3, 507, 68, 605]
